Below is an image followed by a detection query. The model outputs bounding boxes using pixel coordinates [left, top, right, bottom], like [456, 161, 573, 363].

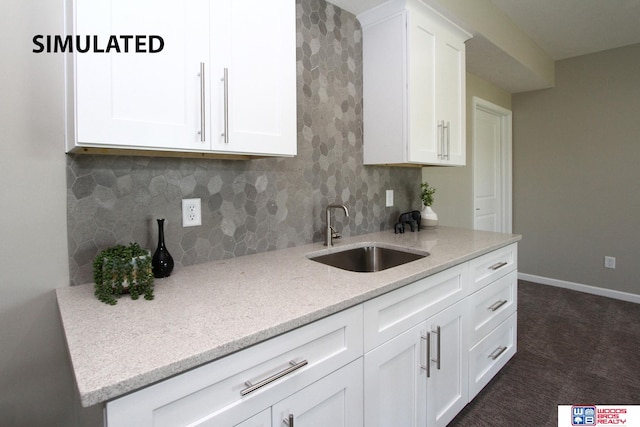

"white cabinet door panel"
[273, 359, 363, 427]
[74, 0, 209, 150]
[426, 300, 468, 427]
[210, 0, 296, 156]
[364, 323, 427, 427]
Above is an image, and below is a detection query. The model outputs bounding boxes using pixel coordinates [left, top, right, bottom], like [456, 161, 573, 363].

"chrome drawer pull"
[431, 326, 441, 370]
[241, 359, 308, 396]
[488, 299, 508, 312]
[488, 346, 507, 360]
[489, 261, 508, 270]
[421, 332, 431, 378]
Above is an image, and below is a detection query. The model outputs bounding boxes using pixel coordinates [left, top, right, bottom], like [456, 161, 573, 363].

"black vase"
[152, 219, 174, 278]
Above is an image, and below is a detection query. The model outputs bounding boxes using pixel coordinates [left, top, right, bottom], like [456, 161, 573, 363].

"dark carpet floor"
[448, 280, 640, 427]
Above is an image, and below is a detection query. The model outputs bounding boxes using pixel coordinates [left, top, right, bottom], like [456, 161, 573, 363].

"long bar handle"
[431, 326, 441, 370]
[445, 121, 450, 160]
[421, 332, 431, 378]
[488, 346, 508, 360]
[489, 261, 508, 271]
[241, 359, 308, 396]
[221, 68, 229, 143]
[488, 299, 508, 312]
[199, 62, 206, 142]
[437, 121, 444, 159]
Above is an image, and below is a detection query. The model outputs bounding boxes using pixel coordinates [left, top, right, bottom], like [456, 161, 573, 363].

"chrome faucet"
[325, 204, 349, 246]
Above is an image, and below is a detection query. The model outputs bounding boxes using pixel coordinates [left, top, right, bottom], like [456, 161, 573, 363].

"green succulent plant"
[420, 182, 436, 207]
[92, 243, 154, 305]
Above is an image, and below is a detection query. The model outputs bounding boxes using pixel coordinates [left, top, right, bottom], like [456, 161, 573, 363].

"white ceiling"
[489, 0, 640, 61]
[331, 0, 640, 92]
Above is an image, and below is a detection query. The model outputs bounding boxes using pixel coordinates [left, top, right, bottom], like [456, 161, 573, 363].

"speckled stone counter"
[56, 226, 520, 407]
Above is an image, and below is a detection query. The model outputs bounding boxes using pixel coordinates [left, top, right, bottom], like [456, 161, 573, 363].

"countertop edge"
[58, 228, 521, 407]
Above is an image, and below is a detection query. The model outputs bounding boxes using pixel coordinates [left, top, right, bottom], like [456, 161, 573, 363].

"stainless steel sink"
[308, 244, 428, 272]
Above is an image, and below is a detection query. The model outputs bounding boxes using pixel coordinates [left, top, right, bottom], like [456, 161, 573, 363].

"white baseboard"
[518, 273, 640, 304]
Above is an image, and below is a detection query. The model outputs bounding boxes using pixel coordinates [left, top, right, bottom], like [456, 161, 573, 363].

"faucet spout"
[325, 204, 349, 246]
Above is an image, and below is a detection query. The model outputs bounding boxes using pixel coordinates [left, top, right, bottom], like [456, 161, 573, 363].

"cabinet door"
[210, 0, 296, 156]
[434, 24, 466, 166]
[364, 323, 427, 427]
[73, 0, 210, 151]
[426, 300, 468, 427]
[272, 359, 363, 427]
[407, 9, 438, 164]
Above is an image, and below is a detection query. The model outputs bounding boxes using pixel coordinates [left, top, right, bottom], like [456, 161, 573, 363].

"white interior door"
[473, 97, 512, 233]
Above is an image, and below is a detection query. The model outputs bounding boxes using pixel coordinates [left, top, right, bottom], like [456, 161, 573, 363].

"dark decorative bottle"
[152, 218, 174, 278]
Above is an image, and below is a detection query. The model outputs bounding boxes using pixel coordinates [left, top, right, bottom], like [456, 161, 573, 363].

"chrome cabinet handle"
[421, 332, 431, 378]
[241, 359, 308, 396]
[445, 121, 450, 160]
[199, 62, 206, 142]
[431, 326, 441, 370]
[437, 121, 443, 159]
[283, 414, 294, 426]
[488, 299, 508, 312]
[488, 346, 507, 360]
[489, 261, 508, 271]
[221, 68, 229, 143]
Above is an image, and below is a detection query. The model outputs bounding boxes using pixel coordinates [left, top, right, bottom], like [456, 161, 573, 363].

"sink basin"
[308, 244, 428, 272]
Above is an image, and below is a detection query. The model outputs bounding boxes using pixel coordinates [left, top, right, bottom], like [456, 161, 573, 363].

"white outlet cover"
[604, 256, 616, 269]
[386, 190, 394, 207]
[182, 198, 202, 227]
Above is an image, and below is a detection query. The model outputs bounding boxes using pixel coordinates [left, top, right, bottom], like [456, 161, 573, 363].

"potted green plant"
[420, 182, 438, 229]
[93, 243, 155, 305]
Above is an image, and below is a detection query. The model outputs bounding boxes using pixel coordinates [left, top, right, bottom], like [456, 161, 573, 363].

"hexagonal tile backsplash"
[66, 0, 421, 286]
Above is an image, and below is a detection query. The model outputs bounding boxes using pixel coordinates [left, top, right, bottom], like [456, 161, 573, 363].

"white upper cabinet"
[66, 0, 296, 157]
[359, 0, 470, 166]
[209, 1, 296, 156]
[69, 0, 210, 152]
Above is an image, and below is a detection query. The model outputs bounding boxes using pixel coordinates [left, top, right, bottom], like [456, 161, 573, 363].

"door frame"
[472, 96, 513, 233]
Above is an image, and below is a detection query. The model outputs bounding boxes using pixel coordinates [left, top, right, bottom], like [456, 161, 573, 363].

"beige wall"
[0, 0, 100, 425]
[422, 72, 511, 228]
[513, 44, 640, 296]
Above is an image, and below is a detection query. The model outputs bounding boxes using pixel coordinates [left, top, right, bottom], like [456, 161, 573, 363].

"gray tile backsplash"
[66, 0, 421, 286]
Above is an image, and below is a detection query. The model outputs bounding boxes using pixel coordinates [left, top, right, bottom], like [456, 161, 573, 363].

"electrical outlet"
[604, 256, 616, 269]
[386, 190, 394, 207]
[182, 198, 202, 227]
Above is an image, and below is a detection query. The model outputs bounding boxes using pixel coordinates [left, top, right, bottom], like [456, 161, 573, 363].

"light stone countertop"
[56, 226, 521, 407]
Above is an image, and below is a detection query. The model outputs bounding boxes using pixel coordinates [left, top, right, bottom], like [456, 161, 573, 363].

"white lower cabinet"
[425, 301, 468, 427]
[363, 299, 467, 427]
[105, 306, 363, 427]
[105, 244, 518, 427]
[468, 313, 517, 399]
[364, 323, 427, 427]
[272, 359, 363, 427]
[232, 359, 364, 427]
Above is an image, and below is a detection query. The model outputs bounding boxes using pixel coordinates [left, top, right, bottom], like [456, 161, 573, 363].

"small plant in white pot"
[420, 182, 438, 229]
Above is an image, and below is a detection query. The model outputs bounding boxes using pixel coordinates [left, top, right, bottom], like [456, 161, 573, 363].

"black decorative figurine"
[152, 218, 174, 278]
